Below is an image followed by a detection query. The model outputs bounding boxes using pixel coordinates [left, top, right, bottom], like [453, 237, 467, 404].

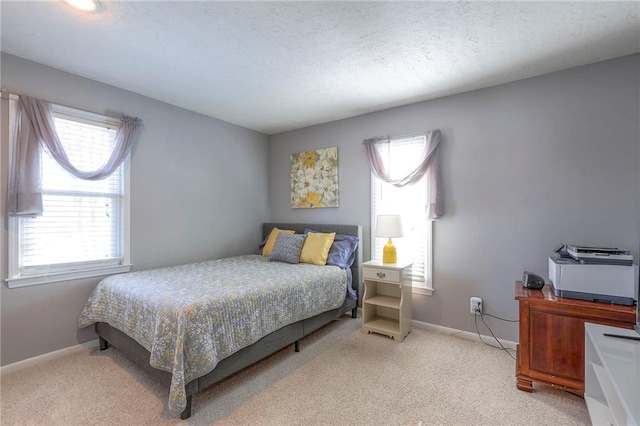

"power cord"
[479, 312, 519, 322]
[474, 310, 517, 360]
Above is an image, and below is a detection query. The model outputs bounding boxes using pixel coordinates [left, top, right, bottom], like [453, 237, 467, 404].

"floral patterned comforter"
[78, 254, 347, 414]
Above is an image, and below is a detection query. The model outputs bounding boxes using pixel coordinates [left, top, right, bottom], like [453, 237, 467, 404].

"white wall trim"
[6, 264, 132, 288]
[1, 339, 99, 376]
[412, 319, 517, 350]
[412, 286, 434, 296]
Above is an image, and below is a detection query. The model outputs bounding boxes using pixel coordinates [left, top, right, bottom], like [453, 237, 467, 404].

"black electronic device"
[523, 271, 545, 290]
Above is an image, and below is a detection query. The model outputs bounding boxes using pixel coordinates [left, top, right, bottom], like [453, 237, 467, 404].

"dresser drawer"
[363, 267, 400, 283]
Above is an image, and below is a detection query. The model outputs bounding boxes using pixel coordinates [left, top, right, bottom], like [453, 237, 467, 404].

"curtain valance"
[363, 129, 443, 219]
[7, 95, 142, 216]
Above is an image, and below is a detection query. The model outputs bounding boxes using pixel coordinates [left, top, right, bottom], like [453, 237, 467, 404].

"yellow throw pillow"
[262, 228, 295, 257]
[300, 232, 336, 266]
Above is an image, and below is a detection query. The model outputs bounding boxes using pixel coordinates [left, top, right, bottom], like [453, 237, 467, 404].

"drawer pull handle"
[377, 272, 386, 278]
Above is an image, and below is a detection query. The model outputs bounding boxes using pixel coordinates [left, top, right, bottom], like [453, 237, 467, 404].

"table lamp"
[376, 214, 404, 264]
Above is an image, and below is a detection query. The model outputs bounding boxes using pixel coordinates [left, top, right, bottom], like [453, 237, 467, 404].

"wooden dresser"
[514, 282, 635, 396]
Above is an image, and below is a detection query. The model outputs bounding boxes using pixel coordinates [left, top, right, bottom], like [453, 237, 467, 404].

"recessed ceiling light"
[64, 0, 100, 12]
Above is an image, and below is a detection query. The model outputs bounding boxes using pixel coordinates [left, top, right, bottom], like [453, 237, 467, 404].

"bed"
[78, 223, 362, 419]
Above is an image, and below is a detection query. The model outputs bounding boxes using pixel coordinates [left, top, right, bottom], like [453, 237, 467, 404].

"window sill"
[5, 264, 132, 288]
[412, 286, 434, 296]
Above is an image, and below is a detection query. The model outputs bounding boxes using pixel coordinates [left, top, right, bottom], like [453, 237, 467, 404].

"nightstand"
[362, 260, 413, 342]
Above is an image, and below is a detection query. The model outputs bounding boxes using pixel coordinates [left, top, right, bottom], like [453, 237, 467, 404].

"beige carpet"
[1, 317, 590, 425]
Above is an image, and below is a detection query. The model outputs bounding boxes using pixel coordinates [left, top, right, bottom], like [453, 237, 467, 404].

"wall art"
[290, 147, 339, 208]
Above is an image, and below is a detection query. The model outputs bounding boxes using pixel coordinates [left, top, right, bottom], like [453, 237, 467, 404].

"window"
[371, 134, 433, 295]
[7, 101, 131, 287]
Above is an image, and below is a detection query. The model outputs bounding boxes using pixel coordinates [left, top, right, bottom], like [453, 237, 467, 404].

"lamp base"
[382, 238, 397, 264]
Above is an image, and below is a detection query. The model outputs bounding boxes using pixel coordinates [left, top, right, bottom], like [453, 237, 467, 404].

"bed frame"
[95, 223, 362, 419]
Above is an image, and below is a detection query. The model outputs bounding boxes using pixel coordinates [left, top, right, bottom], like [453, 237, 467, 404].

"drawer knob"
[377, 272, 386, 278]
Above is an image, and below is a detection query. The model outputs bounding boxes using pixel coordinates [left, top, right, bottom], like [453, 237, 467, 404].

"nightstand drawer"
[363, 267, 400, 283]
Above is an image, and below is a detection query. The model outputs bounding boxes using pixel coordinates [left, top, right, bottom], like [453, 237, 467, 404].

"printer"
[548, 245, 638, 306]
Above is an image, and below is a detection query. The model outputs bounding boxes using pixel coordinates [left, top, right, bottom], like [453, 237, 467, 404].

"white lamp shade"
[376, 215, 404, 238]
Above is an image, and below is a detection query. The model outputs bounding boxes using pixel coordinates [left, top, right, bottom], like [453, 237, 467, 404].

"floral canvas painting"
[291, 147, 339, 208]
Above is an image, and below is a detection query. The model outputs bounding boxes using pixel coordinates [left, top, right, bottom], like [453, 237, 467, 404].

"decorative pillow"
[327, 235, 359, 268]
[304, 229, 359, 269]
[270, 233, 306, 264]
[300, 232, 336, 266]
[262, 227, 295, 257]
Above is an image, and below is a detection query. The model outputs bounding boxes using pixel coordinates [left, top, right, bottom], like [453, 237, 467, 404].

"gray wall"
[1, 53, 637, 365]
[0, 54, 270, 365]
[268, 54, 640, 342]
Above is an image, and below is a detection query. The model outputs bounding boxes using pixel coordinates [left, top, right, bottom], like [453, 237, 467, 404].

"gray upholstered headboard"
[262, 223, 363, 306]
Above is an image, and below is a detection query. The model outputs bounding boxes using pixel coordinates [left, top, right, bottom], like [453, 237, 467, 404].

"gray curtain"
[7, 95, 142, 216]
[363, 129, 443, 219]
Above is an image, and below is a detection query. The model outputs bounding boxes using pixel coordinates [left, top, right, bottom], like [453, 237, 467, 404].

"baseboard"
[357, 307, 517, 350]
[412, 319, 517, 350]
[1, 339, 99, 376]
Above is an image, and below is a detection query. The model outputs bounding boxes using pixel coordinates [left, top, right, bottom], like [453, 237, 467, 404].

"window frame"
[370, 136, 434, 296]
[6, 101, 131, 288]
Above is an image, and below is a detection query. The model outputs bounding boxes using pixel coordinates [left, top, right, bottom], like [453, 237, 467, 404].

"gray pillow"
[270, 233, 306, 264]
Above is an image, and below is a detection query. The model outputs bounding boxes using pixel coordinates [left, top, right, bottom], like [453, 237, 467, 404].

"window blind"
[17, 113, 124, 276]
[371, 135, 429, 283]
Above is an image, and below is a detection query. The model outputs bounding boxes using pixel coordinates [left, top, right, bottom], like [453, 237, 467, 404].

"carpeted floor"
[0, 316, 590, 425]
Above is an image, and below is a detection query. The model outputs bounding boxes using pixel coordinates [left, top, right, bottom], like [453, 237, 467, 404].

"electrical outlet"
[470, 297, 482, 314]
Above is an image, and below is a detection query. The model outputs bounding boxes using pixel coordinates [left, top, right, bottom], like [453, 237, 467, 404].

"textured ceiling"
[1, 1, 639, 134]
